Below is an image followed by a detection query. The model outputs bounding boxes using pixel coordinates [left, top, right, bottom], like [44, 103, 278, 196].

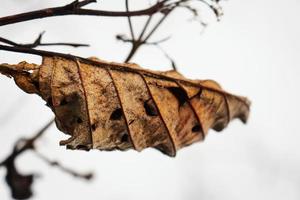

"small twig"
[34, 151, 93, 180]
[121, 0, 223, 64]
[145, 36, 172, 45]
[76, 0, 97, 7]
[117, 33, 175, 70]
[196, 0, 223, 19]
[117, 34, 171, 45]
[137, 15, 153, 42]
[143, 9, 173, 42]
[155, 44, 177, 71]
[125, 0, 135, 41]
[0, 32, 89, 48]
[124, 8, 174, 62]
[38, 42, 89, 48]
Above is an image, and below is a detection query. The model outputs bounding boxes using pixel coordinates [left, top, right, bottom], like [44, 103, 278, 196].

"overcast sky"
[0, 0, 300, 200]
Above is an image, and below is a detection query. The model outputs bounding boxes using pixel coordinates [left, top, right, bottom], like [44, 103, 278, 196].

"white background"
[0, 0, 299, 199]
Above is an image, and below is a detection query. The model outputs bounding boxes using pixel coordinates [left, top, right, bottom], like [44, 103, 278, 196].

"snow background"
[0, 0, 300, 199]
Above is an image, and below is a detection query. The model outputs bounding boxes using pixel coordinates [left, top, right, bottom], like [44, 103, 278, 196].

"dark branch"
[0, 32, 89, 48]
[0, 0, 169, 26]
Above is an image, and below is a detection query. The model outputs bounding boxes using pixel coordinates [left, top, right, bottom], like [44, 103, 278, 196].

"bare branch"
[0, 32, 89, 48]
[0, 0, 169, 26]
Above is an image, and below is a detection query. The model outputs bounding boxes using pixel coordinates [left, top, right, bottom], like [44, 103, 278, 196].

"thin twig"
[122, 15, 153, 63]
[137, 15, 153, 42]
[117, 34, 171, 45]
[155, 44, 177, 70]
[125, 0, 135, 41]
[121, 0, 223, 63]
[34, 151, 93, 180]
[124, 9, 174, 62]
[0, 32, 89, 48]
[143, 9, 173, 42]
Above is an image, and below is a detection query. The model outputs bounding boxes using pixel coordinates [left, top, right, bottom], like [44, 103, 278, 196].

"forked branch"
[0, 32, 89, 48]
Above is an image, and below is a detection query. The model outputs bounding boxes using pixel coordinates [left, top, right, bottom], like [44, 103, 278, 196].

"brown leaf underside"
[0, 57, 250, 156]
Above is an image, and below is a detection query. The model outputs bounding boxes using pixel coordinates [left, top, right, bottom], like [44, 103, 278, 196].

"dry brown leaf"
[0, 56, 250, 156]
